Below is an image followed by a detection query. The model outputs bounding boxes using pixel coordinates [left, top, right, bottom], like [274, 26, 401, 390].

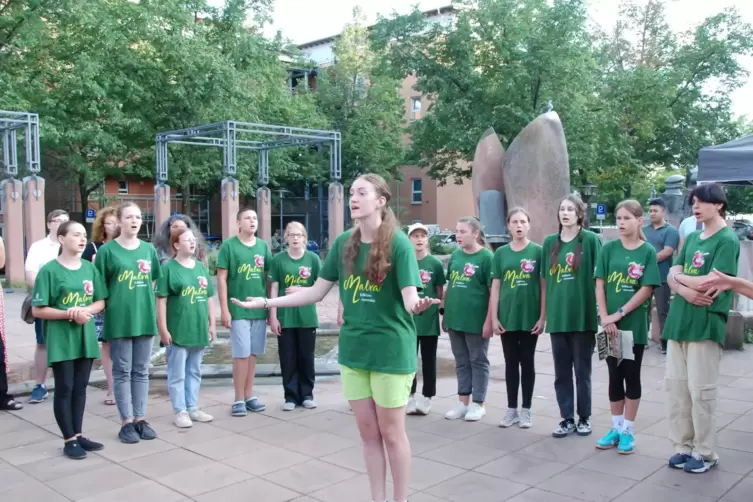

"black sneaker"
[135, 420, 157, 440]
[77, 436, 104, 452]
[118, 422, 140, 444]
[552, 419, 576, 438]
[63, 441, 87, 459]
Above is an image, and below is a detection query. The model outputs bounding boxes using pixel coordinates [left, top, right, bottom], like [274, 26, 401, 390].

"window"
[412, 219, 422, 224]
[410, 97, 422, 121]
[118, 180, 129, 194]
[411, 178, 422, 204]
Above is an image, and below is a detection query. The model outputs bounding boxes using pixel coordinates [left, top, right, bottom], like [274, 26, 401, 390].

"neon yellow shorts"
[340, 365, 415, 409]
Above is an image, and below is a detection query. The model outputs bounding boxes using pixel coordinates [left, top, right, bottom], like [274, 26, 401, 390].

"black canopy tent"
[698, 134, 753, 185]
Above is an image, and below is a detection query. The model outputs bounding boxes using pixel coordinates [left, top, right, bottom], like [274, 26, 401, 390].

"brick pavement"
[2, 334, 753, 501]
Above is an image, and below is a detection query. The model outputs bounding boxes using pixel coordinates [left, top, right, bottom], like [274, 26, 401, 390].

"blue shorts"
[34, 318, 44, 345]
[230, 320, 267, 358]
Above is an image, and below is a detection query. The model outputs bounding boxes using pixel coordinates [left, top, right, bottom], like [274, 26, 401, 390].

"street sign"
[85, 208, 96, 223]
[596, 203, 607, 221]
[171, 210, 180, 216]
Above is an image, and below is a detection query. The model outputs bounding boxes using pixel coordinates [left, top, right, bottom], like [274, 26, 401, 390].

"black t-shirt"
[82, 241, 104, 263]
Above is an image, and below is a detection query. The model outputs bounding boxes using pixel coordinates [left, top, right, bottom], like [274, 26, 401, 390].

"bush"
[207, 250, 219, 276]
[429, 234, 454, 255]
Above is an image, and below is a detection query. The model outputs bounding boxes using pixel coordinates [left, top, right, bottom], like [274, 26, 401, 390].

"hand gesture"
[411, 297, 440, 315]
[220, 309, 232, 329]
[531, 318, 545, 335]
[269, 317, 282, 336]
[602, 322, 618, 337]
[700, 269, 733, 299]
[600, 313, 621, 327]
[680, 288, 715, 307]
[160, 331, 172, 346]
[493, 319, 505, 336]
[231, 297, 265, 309]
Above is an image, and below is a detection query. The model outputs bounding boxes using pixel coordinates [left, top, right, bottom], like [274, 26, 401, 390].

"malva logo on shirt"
[62, 280, 94, 307]
[608, 263, 643, 294]
[284, 267, 312, 288]
[504, 259, 536, 289]
[685, 251, 708, 275]
[343, 274, 381, 304]
[628, 262, 644, 279]
[419, 270, 432, 284]
[238, 254, 265, 280]
[549, 253, 576, 283]
[83, 280, 94, 295]
[181, 279, 209, 304]
[692, 251, 705, 269]
[117, 259, 152, 289]
[449, 264, 477, 288]
[198, 276, 208, 289]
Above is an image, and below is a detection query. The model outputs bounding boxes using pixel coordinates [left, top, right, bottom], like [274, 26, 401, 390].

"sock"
[623, 419, 634, 432]
[612, 415, 624, 431]
[234, 400, 244, 405]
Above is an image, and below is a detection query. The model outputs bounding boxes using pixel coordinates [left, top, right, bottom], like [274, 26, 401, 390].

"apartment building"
[297, 4, 474, 231]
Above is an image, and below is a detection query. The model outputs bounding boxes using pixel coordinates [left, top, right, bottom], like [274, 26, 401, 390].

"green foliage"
[206, 249, 219, 276]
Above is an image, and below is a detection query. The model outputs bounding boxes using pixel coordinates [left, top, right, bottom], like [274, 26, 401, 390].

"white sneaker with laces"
[174, 411, 193, 428]
[282, 402, 296, 411]
[464, 402, 486, 422]
[406, 397, 418, 415]
[499, 408, 520, 428]
[416, 396, 431, 415]
[189, 409, 214, 423]
[302, 399, 317, 409]
[445, 402, 468, 420]
[519, 408, 533, 428]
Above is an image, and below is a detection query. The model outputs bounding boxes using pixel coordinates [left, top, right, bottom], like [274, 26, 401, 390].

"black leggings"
[411, 336, 438, 398]
[51, 358, 93, 440]
[501, 331, 538, 409]
[607, 344, 645, 402]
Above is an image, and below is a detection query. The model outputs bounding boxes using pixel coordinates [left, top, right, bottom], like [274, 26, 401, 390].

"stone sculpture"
[471, 112, 571, 245]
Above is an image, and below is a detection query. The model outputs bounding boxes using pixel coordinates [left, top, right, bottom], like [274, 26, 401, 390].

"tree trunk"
[79, 173, 89, 215]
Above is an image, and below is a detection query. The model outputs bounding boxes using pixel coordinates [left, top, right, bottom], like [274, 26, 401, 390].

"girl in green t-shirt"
[231, 173, 437, 502]
[405, 223, 446, 417]
[156, 228, 217, 429]
[594, 200, 661, 455]
[267, 221, 322, 411]
[490, 208, 545, 430]
[31, 221, 106, 460]
[443, 217, 494, 423]
[542, 195, 602, 439]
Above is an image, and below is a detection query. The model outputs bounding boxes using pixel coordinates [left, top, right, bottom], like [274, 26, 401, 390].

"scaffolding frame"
[155, 121, 342, 190]
[0, 110, 41, 177]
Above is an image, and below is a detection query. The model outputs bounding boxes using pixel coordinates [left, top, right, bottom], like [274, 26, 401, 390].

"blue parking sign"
[85, 208, 96, 223]
[596, 203, 607, 220]
[172, 210, 180, 216]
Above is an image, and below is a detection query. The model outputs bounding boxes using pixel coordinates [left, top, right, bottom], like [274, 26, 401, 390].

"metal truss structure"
[155, 121, 342, 191]
[0, 110, 41, 177]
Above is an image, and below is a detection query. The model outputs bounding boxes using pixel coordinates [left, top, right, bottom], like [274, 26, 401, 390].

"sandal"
[105, 395, 115, 405]
[0, 398, 23, 411]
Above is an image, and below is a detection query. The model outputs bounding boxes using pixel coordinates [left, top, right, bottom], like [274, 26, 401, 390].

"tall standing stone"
[503, 112, 570, 244]
[471, 127, 505, 218]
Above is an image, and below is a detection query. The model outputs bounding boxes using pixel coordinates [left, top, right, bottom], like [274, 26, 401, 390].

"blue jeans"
[109, 335, 154, 421]
[166, 345, 205, 414]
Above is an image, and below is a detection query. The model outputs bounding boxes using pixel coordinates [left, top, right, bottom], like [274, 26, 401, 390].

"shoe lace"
[691, 452, 704, 461]
[521, 409, 532, 420]
[558, 420, 569, 430]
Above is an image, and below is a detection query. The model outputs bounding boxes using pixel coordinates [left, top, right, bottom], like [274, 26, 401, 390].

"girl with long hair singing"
[595, 200, 660, 454]
[231, 173, 435, 502]
[542, 195, 602, 438]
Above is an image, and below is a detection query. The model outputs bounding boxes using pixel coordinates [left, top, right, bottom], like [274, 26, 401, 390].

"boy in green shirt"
[216, 208, 273, 416]
[663, 184, 740, 474]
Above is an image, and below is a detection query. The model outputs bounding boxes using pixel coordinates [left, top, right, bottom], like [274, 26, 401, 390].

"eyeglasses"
[287, 233, 304, 238]
[50, 218, 68, 224]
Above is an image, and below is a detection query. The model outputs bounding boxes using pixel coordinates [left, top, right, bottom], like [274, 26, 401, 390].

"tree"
[314, 7, 406, 185]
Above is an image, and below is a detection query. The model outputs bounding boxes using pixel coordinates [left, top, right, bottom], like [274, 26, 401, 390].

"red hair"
[170, 228, 193, 256]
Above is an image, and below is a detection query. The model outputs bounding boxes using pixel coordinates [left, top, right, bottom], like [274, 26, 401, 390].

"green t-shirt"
[444, 247, 494, 335]
[491, 242, 543, 332]
[542, 229, 602, 334]
[216, 236, 273, 321]
[595, 240, 661, 345]
[662, 227, 740, 345]
[155, 259, 215, 347]
[320, 229, 422, 374]
[268, 251, 321, 329]
[414, 255, 447, 337]
[31, 260, 106, 365]
[94, 240, 162, 340]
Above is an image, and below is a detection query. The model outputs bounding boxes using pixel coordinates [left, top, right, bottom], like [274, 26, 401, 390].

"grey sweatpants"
[448, 330, 490, 403]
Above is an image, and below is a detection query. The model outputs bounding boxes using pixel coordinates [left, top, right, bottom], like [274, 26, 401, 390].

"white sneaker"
[406, 397, 418, 415]
[302, 399, 317, 409]
[445, 402, 468, 420]
[464, 402, 486, 422]
[282, 402, 296, 411]
[174, 411, 193, 428]
[415, 396, 432, 415]
[189, 409, 214, 423]
[519, 408, 533, 428]
[499, 408, 520, 428]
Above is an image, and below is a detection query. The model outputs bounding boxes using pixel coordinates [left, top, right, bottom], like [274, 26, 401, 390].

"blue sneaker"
[683, 453, 718, 473]
[231, 402, 247, 417]
[596, 428, 621, 449]
[28, 384, 48, 404]
[245, 397, 265, 413]
[617, 430, 635, 455]
[668, 452, 692, 469]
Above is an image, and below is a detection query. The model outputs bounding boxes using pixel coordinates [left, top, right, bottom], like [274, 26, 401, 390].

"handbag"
[21, 292, 35, 324]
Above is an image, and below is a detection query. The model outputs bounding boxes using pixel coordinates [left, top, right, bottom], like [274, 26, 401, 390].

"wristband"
[263, 298, 268, 309]
[439, 307, 445, 315]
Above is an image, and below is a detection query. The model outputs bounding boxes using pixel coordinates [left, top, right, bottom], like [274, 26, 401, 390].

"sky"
[214, 0, 753, 119]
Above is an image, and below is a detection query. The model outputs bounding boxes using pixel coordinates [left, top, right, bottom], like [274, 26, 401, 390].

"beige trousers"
[665, 339, 722, 459]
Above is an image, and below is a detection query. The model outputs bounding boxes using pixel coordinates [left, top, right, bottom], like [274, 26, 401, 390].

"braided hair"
[549, 195, 586, 272]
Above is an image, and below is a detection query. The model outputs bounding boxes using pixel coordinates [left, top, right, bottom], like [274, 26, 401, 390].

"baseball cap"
[407, 223, 429, 236]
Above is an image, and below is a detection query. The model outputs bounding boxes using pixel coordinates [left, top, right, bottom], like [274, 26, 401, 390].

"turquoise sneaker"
[618, 430, 635, 455]
[595, 428, 621, 449]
